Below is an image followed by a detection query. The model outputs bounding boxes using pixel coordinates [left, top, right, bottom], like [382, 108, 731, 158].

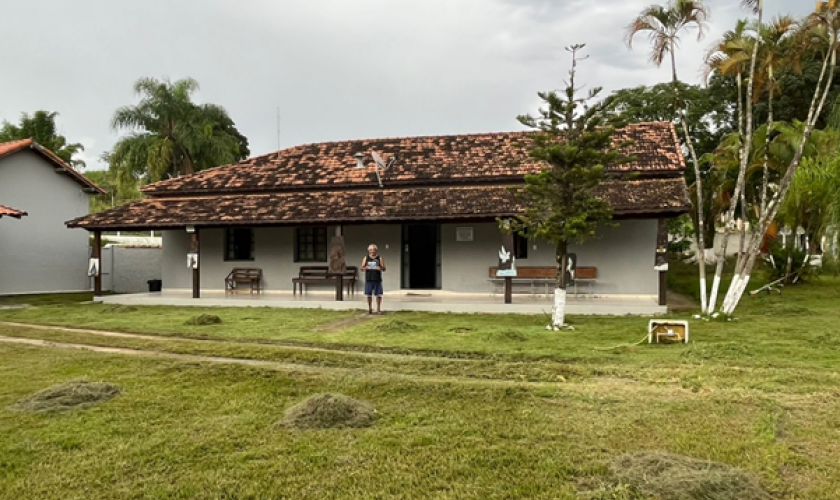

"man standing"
[362, 244, 386, 314]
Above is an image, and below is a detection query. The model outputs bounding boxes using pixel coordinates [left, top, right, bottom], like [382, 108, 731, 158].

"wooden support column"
[190, 229, 201, 299]
[656, 218, 669, 307]
[330, 225, 346, 302]
[504, 277, 512, 304]
[92, 230, 102, 297]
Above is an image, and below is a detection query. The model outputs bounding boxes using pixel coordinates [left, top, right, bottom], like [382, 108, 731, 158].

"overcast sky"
[0, 0, 809, 170]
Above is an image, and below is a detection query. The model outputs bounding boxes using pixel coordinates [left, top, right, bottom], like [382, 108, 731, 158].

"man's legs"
[367, 296, 373, 314]
[376, 296, 382, 313]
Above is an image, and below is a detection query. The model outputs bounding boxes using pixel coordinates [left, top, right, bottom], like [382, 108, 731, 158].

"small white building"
[68, 123, 690, 312]
[0, 139, 104, 295]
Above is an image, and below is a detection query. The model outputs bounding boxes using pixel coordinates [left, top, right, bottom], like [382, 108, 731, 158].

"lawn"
[1, 264, 839, 498]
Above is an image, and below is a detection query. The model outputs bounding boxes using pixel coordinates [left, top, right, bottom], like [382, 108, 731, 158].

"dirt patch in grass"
[313, 314, 376, 333]
[375, 320, 419, 334]
[101, 305, 138, 314]
[184, 314, 222, 326]
[449, 327, 475, 334]
[280, 393, 378, 429]
[579, 451, 769, 500]
[10, 381, 121, 413]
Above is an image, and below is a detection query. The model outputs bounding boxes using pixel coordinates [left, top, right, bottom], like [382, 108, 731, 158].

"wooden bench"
[225, 268, 263, 294]
[488, 266, 597, 296]
[293, 266, 358, 295]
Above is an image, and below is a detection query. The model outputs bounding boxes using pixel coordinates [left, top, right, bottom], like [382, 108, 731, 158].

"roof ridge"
[0, 138, 106, 194]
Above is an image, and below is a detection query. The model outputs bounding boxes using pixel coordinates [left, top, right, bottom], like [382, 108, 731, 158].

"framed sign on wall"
[456, 227, 474, 242]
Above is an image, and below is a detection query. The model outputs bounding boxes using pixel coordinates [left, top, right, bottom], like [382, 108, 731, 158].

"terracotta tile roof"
[67, 178, 690, 230]
[143, 122, 684, 196]
[0, 204, 27, 219]
[0, 139, 106, 194]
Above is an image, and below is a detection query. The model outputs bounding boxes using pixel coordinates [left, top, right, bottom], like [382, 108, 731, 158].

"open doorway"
[401, 224, 441, 290]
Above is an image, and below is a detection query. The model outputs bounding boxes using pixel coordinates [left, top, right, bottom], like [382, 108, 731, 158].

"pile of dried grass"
[280, 393, 378, 429]
[580, 452, 770, 500]
[375, 320, 419, 334]
[184, 314, 222, 326]
[11, 381, 121, 413]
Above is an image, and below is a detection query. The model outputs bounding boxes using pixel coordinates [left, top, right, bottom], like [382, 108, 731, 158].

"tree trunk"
[715, 4, 763, 314]
[737, 73, 744, 138]
[552, 240, 568, 329]
[761, 74, 774, 214]
[671, 40, 708, 313]
[723, 36, 838, 315]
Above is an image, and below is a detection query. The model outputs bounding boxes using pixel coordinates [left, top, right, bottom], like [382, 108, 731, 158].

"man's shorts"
[365, 281, 384, 297]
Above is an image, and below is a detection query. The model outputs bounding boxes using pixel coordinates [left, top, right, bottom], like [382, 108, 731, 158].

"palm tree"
[722, 1, 840, 315]
[626, 0, 712, 312]
[755, 16, 800, 212]
[704, 19, 753, 137]
[108, 77, 249, 195]
[0, 111, 86, 168]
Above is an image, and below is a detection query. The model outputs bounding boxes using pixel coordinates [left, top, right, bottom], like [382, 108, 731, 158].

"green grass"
[1, 277, 839, 369]
[1, 265, 840, 498]
[2, 342, 839, 499]
[0, 292, 95, 307]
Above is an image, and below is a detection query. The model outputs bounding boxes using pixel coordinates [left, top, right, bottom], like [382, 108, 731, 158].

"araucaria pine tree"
[513, 44, 629, 329]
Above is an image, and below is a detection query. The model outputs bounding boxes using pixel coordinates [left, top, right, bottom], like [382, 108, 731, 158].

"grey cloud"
[0, 0, 814, 171]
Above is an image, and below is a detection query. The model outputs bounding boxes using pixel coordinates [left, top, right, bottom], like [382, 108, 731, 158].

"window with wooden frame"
[295, 227, 328, 262]
[225, 228, 255, 261]
[514, 231, 529, 260]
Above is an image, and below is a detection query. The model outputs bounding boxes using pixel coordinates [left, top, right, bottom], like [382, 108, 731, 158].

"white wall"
[161, 219, 658, 297]
[441, 220, 658, 295]
[100, 246, 162, 293]
[0, 150, 92, 295]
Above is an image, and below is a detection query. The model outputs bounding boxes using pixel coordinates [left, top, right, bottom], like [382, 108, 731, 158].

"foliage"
[603, 81, 734, 159]
[624, 0, 710, 74]
[0, 111, 86, 168]
[83, 170, 141, 213]
[764, 242, 816, 282]
[107, 77, 249, 196]
[513, 45, 625, 293]
[667, 214, 694, 253]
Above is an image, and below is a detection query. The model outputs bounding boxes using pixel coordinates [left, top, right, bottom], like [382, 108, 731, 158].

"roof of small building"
[67, 178, 690, 230]
[67, 122, 690, 230]
[142, 122, 685, 197]
[0, 139, 106, 194]
[0, 204, 28, 219]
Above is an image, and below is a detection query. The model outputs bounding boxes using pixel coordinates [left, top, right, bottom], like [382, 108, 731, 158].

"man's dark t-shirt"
[363, 256, 383, 282]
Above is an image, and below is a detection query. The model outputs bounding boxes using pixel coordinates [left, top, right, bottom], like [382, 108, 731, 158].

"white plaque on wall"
[456, 227, 474, 242]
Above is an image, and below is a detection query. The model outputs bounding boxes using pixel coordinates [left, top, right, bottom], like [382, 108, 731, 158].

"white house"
[0, 139, 104, 295]
[68, 122, 690, 311]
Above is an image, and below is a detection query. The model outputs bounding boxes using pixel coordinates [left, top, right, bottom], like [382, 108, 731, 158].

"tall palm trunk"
[761, 70, 775, 213]
[723, 30, 838, 315]
[709, 3, 764, 314]
[671, 42, 709, 313]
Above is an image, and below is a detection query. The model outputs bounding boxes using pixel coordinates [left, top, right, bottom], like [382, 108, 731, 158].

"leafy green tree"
[603, 81, 734, 246]
[0, 111, 86, 168]
[108, 77, 249, 196]
[512, 44, 628, 329]
[83, 170, 141, 214]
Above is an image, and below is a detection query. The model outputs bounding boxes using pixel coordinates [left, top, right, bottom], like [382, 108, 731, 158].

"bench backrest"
[576, 267, 597, 279]
[488, 266, 597, 279]
[298, 266, 358, 278]
[228, 268, 262, 280]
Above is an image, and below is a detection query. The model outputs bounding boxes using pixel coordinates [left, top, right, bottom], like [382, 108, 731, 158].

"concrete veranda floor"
[98, 290, 667, 316]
